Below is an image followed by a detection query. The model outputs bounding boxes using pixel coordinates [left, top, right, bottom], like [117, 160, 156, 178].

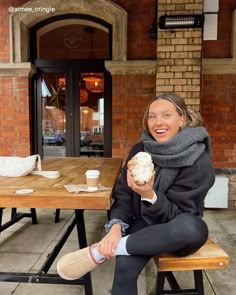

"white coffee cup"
[85, 170, 100, 191]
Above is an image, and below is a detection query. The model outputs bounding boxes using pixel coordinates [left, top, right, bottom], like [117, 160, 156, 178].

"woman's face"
[147, 99, 185, 142]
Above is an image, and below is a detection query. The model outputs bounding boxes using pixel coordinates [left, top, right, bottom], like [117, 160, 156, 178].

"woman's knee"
[184, 214, 208, 243]
[173, 213, 208, 254]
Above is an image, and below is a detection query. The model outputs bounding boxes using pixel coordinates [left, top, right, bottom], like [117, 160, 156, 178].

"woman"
[57, 92, 215, 295]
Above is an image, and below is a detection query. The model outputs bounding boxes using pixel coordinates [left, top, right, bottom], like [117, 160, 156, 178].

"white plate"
[31, 170, 60, 178]
[15, 189, 34, 194]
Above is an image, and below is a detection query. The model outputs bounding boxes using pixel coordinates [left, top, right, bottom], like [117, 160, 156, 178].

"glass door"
[41, 73, 66, 158]
[80, 73, 104, 157]
[33, 61, 111, 158]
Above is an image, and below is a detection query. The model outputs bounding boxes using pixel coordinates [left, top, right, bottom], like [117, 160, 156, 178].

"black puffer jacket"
[110, 142, 215, 226]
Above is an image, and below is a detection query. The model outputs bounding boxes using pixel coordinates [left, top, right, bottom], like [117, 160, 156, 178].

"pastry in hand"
[127, 152, 154, 185]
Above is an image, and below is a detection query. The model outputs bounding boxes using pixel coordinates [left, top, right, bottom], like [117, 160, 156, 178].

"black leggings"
[111, 213, 208, 295]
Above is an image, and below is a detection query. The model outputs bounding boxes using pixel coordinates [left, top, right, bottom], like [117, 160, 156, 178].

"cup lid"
[85, 170, 100, 176]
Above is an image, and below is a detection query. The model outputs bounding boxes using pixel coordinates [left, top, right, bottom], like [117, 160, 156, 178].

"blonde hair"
[143, 92, 203, 130]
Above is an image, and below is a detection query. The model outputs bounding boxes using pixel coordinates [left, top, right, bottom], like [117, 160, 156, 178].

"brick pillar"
[156, 0, 204, 108]
[0, 76, 31, 156]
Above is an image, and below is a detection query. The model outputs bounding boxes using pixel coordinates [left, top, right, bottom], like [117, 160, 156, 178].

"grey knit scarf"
[141, 127, 212, 191]
[141, 127, 211, 168]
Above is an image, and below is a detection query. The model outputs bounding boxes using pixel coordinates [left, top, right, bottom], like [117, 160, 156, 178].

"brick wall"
[0, 1, 11, 62]
[0, 0, 236, 208]
[115, 0, 156, 59]
[202, 0, 236, 208]
[0, 3, 31, 156]
[112, 75, 156, 158]
[201, 74, 236, 168]
[201, 72, 236, 208]
[203, 0, 236, 58]
[229, 174, 236, 208]
[108, 0, 157, 159]
[0, 77, 31, 156]
[156, 0, 203, 104]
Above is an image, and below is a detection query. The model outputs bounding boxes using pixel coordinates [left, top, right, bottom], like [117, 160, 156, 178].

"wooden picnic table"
[0, 157, 122, 295]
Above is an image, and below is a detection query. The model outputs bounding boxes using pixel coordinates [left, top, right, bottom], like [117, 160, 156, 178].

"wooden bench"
[154, 239, 229, 295]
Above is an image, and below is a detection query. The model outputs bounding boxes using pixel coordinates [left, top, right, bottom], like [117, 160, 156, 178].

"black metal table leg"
[39, 217, 77, 274]
[55, 209, 61, 223]
[165, 271, 181, 290]
[30, 208, 37, 224]
[155, 271, 166, 295]
[10, 207, 37, 224]
[11, 208, 37, 224]
[154, 270, 203, 295]
[0, 208, 3, 231]
[75, 209, 93, 295]
[11, 208, 17, 219]
[0, 209, 93, 295]
[0, 211, 37, 232]
[194, 270, 204, 295]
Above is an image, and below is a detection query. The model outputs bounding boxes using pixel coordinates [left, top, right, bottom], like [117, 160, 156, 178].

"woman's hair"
[143, 92, 203, 130]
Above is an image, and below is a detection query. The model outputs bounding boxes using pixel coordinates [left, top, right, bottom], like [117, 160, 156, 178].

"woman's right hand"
[127, 169, 155, 199]
[96, 223, 122, 258]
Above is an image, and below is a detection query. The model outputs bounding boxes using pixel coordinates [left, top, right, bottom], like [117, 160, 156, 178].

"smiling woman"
[143, 92, 203, 141]
[56, 92, 215, 295]
[147, 99, 185, 142]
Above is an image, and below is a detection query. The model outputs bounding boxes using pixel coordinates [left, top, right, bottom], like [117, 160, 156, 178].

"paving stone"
[0, 208, 235, 295]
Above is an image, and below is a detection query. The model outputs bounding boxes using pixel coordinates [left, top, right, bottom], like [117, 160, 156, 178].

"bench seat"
[153, 239, 229, 295]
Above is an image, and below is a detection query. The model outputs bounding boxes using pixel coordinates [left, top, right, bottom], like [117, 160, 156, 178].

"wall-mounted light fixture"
[159, 14, 205, 30]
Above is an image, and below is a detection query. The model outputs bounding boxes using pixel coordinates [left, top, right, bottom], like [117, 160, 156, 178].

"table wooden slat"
[0, 157, 122, 210]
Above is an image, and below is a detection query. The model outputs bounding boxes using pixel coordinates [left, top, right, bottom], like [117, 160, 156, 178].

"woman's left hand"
[127, 169, 155, 199]
[97, 223, 122, 257]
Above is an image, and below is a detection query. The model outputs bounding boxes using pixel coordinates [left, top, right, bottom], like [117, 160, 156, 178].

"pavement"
[0, 208, 235, 295]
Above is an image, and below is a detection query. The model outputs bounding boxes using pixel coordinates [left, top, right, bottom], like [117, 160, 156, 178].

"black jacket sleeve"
[109, 143, 215, 226]
[141, 151, 215, 224]
[109, 143, 144, 224]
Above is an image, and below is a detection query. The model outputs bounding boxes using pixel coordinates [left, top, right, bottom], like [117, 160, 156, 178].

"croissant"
[127, 152, 154, 185]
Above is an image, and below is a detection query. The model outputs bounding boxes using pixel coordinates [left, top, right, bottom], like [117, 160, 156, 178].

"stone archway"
[9, 0, 127, 63]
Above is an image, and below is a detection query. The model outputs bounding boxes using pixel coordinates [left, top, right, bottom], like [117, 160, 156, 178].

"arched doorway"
[9, 0, 128, 158]
[31, 15, 112, 158]
[10, 0, 127, 63]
